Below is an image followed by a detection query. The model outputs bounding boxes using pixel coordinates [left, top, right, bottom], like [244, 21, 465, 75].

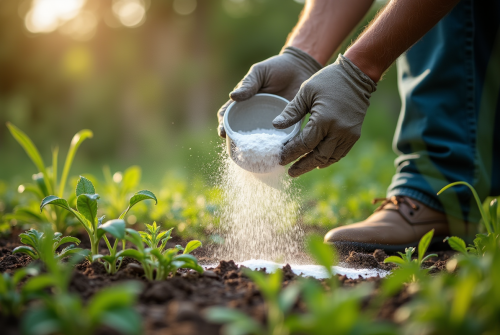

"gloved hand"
[217, 46, 322, 138]
[273, 54, 376, 177]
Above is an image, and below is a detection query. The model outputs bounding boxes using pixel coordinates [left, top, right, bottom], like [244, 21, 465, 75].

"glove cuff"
[338, 54, 377, 93]
[281, 46, 323, 74]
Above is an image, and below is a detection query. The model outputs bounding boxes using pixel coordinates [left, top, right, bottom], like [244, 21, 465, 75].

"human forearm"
[285, 0, 374, 65]
[345, 0, 459, 82]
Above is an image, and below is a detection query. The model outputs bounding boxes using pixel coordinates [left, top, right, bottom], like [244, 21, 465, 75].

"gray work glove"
[273, 54, 376, 177]
[217, 46, 322, 137]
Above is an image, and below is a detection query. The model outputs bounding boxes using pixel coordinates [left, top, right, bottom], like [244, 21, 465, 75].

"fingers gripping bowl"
[223, 94, 302, 174]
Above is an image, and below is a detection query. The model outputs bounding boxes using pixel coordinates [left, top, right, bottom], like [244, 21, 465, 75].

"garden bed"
[0, 233, 454, 335]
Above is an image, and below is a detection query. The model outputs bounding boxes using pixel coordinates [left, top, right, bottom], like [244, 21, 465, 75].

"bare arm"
[345, 0, 460, 82]
[285, 0, 374, 66]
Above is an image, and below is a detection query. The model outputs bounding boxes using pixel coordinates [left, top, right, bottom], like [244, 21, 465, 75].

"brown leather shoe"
[324, 196, 453, 252]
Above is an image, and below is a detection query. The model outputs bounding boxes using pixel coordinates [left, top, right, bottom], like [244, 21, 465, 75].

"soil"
[0, 233, 455, 335]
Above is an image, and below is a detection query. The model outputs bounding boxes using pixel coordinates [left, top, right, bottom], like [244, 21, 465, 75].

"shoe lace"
[372, 196, 419, 212]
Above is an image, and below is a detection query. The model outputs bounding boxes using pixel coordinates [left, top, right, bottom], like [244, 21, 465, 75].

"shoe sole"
[327, 236, 449, 253]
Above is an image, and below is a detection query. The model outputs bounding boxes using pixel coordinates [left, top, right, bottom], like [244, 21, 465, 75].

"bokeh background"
[0, 0, 401, 238]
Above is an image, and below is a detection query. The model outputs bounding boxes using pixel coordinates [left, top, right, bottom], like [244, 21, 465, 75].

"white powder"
[232, 128, 288, 174]
[214, 128, 305, 263]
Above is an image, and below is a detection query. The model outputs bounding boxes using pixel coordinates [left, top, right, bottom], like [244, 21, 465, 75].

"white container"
[223, 93, 301, 173]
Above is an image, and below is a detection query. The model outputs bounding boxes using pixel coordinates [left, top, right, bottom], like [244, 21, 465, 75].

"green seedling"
[13, 228, 84, 261]
[0, 267, 41, 316]
[438, 182, 499, 255]
[140, 221, 173, 252]
[384, 229, 438, 284]
[206, 269, 302, 335]
[7, 123, 93, 233]
[22, 281, 143, 335]
[40, 176, 157, 262]
[119, 227, 203, 280]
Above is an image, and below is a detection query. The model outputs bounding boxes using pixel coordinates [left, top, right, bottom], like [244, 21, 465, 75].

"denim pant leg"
[387, 0, 500, 228]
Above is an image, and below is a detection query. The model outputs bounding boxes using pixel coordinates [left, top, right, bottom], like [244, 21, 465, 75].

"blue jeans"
[387, 0, 500, 229]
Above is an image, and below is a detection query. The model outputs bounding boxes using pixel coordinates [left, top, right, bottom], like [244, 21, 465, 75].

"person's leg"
[388, 0, 500, 232]
[325, 0, 500, 251]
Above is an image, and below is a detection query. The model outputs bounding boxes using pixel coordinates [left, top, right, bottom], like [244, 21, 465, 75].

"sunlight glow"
[25, 0, 85, 33]
[173, 0, 197, 16]
[113, 0, 146, 28]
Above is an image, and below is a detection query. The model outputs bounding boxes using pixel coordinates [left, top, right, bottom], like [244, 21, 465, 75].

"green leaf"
[77, 194, 99, 227]
[76, 176, 95, 197]
[40, 196, 71, 213]
[384, 256, 406, 266]
[22, 307, 61, 335]
[438, 181, 493, 233]
[32, 173, 49, 197]
[445, 236, 468, 254]
[183, 240, 202, 254]
[421, 253, 438, 263]
[119, 190, 157, 219]
[22, 274, 57, 293]
[98, 219, 126, 240]
[278, 282, 302, 313]
[101, 308, 142, 335]
[6, 123, 48, 184]
[306, 235, 336, 276]
[121, 166, 141, 194]
[87, 282, 142, 323]
[418, 229, 434, 264]
[205, 307, 255, 323]
[51, 146, 58, 192]
[490, 199, 498, 233]
[55, 236, 81, 249]
[13, 246, 39, 260]
[58, 129, 93, 197]
[125, 229, 144, 251]
[117, 249, 144, 261]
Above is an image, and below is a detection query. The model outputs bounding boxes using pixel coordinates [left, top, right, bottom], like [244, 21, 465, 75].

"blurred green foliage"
[0, 0, 400, 237]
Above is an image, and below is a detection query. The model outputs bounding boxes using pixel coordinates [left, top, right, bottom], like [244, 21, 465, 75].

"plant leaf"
[445, 236, 468, 254]
[101, 307, 142, 335]
[121, 166, 141, 194]
[418, 229, 435, 264]
[40, 196, 71, 212]
[490, 199, 498, 233]
[7, 123, 48, 186]
[76, 176, 96, 197]
[306, 235, 336, 277]
[384, 256, 406, 266]
[98, 219, 126, 240]
[117, 249, 144, 261]
[119, 190, 157, 219]
[58, 129, 93, 197]
[183, 240, 202, 254]
[32, 173, 49, 197]
[55, 236, 81, 249]
[438, 181, 492, 233]
[13, 246, 39, 260]
[87, 282, 142, 323]
[77, 194, 99, 227]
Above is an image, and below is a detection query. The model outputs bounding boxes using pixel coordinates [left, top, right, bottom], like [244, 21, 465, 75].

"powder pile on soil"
[215, 128, 304, 262]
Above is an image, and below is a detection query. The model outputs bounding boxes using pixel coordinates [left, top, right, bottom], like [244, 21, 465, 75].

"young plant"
[139, 221, 173, 252]
[438, 181, 499, 255]
[383, 229, 438, 286]
[22, 281, 143, 335]
[7, 123, 93, 233]
[118, 227, 203, 280]
[0, 267, 40, 316]
[12, 228, 83, 261]
[40, 176, 157, 261]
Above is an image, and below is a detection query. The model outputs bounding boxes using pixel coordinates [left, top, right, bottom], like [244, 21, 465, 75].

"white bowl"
[223, 93, 301, 173]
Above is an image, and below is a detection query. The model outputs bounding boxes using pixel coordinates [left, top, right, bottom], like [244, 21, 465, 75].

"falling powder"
[215, 128, 305, 263]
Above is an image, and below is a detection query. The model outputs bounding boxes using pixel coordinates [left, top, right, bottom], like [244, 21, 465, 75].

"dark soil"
[0, 234, 455, 335]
